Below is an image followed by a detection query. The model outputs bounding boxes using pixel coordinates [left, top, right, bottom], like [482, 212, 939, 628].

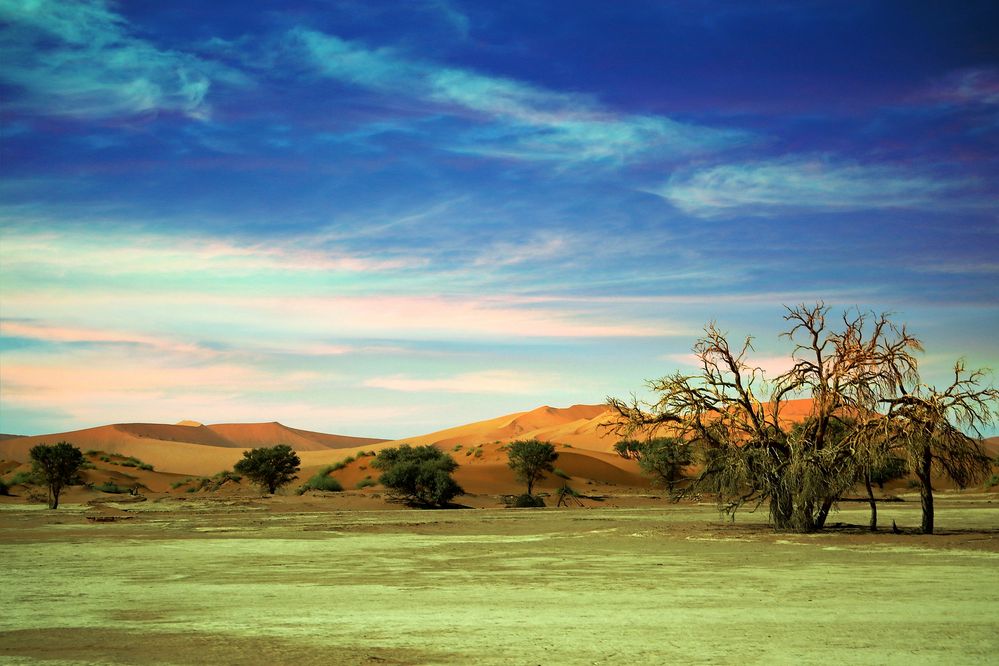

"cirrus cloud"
[658, 157, 984, 218]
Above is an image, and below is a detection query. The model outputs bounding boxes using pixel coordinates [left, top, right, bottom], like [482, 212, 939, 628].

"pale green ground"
[1, 499, 997, 665]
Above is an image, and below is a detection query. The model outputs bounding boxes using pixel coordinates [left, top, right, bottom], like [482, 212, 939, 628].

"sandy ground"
[2, 497, 998, 665]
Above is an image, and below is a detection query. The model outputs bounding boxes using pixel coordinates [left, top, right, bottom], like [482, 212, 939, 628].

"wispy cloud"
[0, 0, 243, 120]
[658, 157, 983, 218]
[0, 227, 421, 278]
[473, 232, 569, 268]
[286, 28, 747, 164]
[365, 370, 546, 394]
[924, 67, 999, 107]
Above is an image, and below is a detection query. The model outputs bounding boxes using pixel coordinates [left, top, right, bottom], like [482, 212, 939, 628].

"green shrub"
[452, 444, 463, 452]
[99, 456, 111, 463]
[985, 474, 999, 489]
[473, 448, 483, 458]
[355, 476, 376, 489]
[85, 449, 99, 456]
[93, 482, 129, 494]
[170, 480, 186, 489]
[197, 471, 243, 492]
[138, 463, 154, 471]
[80, 462, 97, 470]
[372, 445, 463, 507]
[119, 460, 138, 468]
[8, 471, 34, 486]
[186, 486, 197, 493]
[512, 493, 545, 508]
[298, 474, 343, 494]
[554, 468, 571, 480]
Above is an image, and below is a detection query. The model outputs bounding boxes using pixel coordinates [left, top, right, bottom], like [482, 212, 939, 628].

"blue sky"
[1, 0, 997, 437]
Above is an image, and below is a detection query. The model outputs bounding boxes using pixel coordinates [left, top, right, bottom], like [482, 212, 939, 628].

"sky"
[1, 0, 997, 438]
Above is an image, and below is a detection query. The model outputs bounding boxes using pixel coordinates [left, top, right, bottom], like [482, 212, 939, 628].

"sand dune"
[0, 421, 387, 476]
[381, 403, 623, 452]
[3, 402, 995, 496]
[206, 422, 385, 451]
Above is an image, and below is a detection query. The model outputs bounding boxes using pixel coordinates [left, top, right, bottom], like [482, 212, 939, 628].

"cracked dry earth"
[2, 498, 997, 665]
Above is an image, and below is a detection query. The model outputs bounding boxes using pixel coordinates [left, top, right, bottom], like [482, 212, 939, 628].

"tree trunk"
[918, 445, 934, 534]
[790, 499, 816, 533]
[769, 485, 794, 530]
[814, 497, 835, 530]
[864, 472, 877, 532]
[48, 484, 59, 510]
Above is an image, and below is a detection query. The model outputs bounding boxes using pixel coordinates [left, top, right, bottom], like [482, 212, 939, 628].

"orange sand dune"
[206, 422, 385, 451]
[0, 421, 388, 476]
[381, 403, 623, 452]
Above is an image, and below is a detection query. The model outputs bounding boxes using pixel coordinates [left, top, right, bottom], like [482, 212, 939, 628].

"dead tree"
[608, 303, 922, 533]
[882, 361, 997, 534]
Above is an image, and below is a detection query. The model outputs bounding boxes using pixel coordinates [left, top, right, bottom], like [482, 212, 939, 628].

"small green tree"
[234, 445, 301, 494]
[29, 442, 84, 509]
[372, 445, 463, 507]
[507, 439, 558, 496]
[635, 437, 693, 493]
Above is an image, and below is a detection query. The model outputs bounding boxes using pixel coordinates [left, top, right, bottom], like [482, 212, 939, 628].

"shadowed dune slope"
[206, 422, 386, 451]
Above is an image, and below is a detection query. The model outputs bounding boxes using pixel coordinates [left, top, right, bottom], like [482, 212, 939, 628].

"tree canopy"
[30, 441, 84, 509]
[615, 437, 692, 493]
[234, 445, 301, 494]
[506, 439, 558, 496]
[372, 445, 464, 507]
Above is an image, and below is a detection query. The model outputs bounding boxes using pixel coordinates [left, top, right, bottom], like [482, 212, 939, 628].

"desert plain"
[2, 403, 998, 665]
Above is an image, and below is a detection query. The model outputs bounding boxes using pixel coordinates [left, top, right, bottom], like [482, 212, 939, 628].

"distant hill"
[0, 422, 388, 476]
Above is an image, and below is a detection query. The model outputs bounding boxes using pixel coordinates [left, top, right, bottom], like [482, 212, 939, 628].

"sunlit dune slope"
[381, 404, 622, 452]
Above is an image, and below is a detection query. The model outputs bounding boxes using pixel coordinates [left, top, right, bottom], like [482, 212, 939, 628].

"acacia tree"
[372, 444, 463, 507]
[609, 303, 921, 533]
[881, 361, 997, 534]
[507, 439, 558, 496]
[234, 445, 301, 494]
[29, 442, 84, 509]
[614, 437, 692, 493]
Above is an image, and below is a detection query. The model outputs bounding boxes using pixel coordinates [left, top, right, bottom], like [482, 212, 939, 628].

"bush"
[512, 493, 545, 508]
[372, 445, 464, 507]
[197, 471, 243, 492]
[985, 473, 999, 490]
[92, 482, 129, 494]
[355, 476, 376, 489]
[298, 474, 343, 494]
[171, 480, 186, 489]
[234, 445, 300, 494]
[7, 471, 34, 486]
